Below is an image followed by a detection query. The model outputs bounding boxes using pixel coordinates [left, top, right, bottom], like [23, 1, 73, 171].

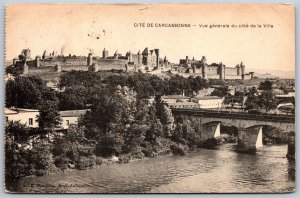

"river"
[12, 144, 295, 193]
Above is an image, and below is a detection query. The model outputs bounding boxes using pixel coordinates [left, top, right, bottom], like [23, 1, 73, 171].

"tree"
[52, 125, 94, 169]
[258, 80, 273, 91]
[258, 90, 278, 113]
[154, 96, 174, 137]
[145, 119, 164, 142]
[58, 85, 89, 110]
[81, 85, 137, 156]
[244, 87, 259, 112]
[37, 100, 61, 130]
[211, 86, 231, 98]
[30, 141, 53, 175]
[6, 76, 46, 108]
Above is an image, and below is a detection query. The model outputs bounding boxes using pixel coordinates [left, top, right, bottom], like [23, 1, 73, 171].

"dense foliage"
[245, 80, 278, 114]
[58, 71, 208, 110]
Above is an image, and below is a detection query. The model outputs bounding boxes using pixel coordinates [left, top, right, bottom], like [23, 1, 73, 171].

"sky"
[6, 4, 295, 72]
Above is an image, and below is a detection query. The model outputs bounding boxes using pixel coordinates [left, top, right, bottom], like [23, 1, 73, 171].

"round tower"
[219, 62, 225, 80]
[154, 49, 159, 67]
[23, 62, 29, 75]
[89, 63, 99, 72]
[202, 64, 207, 79]
[249, 72, 255, 79]
[35, 56, 41, 68]
[201, 56, 207, 64]
[236, 64, 240, 75]
[240, 61, 245, 80]
[137, 50, 142, 64]
[55, 63, 61, 72]
[87, 53, 93, 66]
[13, 57, 18, 66]
[128, 51, 133, 62]
[102, 48, 108, 59]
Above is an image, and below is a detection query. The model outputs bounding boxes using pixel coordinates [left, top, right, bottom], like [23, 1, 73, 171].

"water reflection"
[13, 144, 295, 193]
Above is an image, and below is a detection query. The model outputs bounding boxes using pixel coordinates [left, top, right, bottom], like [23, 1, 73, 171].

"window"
[29, 118, 33, 125]
[66, 120, 70, 125]
[5, 116, 8, 122]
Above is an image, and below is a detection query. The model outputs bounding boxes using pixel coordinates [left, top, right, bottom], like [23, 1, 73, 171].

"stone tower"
[22, 62, 29, 75]
[89, 63, 99, 72]
[240, 61, 245, 80]
[201, 56, 207, 79]
[185, 56, 189, 64]
[114, 50, 119, 59]
[219, 62, 225, 80]
[35, 56, 41, 68]
[128, 51, 133, 62]
[87, 53, 93, 66]
[55, 63, 61, 72]
[137, 50, 142, 64]
[154, 49, 159, 67]
[13, 57, 18, 66]
[142, 47, 149, 65]
[102, 48, 108, 59]
[236, 64, 241, 76]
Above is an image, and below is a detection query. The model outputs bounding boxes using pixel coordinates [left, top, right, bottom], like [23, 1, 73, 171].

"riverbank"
[10, 144, 294, 193]
[5, 124, 289, 186]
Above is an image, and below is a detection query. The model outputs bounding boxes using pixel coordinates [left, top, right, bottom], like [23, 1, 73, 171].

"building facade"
[59, 109, 90, 129]
[190, 96, 224, 109]
[5, 108, 39, 128]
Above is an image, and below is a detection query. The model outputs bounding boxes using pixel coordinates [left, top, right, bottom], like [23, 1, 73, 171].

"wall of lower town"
[244, 74, 252, 80]
[94, 59, 127, 70]
[61, 65, 89, 71]
[206, 66, 218, 75]
[225, 67, 238, 75]
[225, 75, 242, 80]
[206, 74, 221, 79]
[28, 67, 56, 74]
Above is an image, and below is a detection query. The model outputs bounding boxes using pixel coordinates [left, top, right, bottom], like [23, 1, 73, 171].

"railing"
[170, 108, 295, 123]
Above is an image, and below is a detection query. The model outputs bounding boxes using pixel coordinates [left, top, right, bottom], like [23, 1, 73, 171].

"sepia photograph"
[4, 3, 295, 193]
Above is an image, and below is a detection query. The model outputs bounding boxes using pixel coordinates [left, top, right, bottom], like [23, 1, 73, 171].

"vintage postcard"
[4, 4, 295, 193]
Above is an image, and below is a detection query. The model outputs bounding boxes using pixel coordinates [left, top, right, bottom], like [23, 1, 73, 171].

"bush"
[170, 144, 186, 156]
[53, 155, 73, 170]
[76, 156, 95, 170]
[95, 156, 103, 165]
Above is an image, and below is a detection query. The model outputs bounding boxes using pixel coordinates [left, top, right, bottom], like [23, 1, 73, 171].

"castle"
[176, 56, 255, 80]
[10, 48, 272, 80]
[12, 48, 170, 75]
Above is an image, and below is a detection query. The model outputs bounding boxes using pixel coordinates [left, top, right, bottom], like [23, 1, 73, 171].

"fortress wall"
[96, 59, 127, 71]
[15, 60, 36, 68]
[194, 68, 203, 74]
[28, 66, 55, 74]
[225, 67, 237, 75]
[26, 60, 37, 67]
[39, 59, 87, 67]
[206, 66, 218, 75]
[244, 74, 252, 80]
[225, 75, 242, 80]
[59, 60, 87, 66]
[39, 59, 57, 67]
[15, 61, 24, 68]
[61, 65, 89, 71]
[206, 74, 220, 79]
[131, 54, 139, 64]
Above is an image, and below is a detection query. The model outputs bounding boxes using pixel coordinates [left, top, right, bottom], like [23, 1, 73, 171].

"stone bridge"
[171, 108, 295, 132]
[171, 108, 295, 152]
